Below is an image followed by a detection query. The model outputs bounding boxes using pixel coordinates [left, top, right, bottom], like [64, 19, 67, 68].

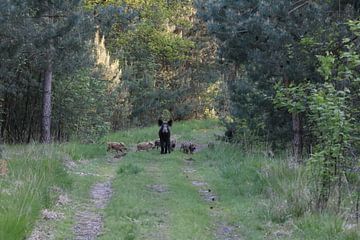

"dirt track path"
[73, 181, 112, 240]
[27, 156, 122, 240]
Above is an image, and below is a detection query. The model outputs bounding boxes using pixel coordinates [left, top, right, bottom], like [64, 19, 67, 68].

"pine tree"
[197, 0, 358, 159]
[0, 1, 95, 143]
[29, 0, 94, 143]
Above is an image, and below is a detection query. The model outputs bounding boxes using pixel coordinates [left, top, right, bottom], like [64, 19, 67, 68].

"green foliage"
[196, 0, 333, 149]
[149, 31, 194, 61]
[197, 0, 360, 212]
[1, 0, 219, 144]
[274, 82, 308, 114]
[306, 51, 356, 211]
[53, 70, 113, 142]
[197, 0, 360, 154]
[0, 0, 102, 143]
[317, 53, 336, 81]
[274, 20, 360, 210]
[93, 0, 218, 124]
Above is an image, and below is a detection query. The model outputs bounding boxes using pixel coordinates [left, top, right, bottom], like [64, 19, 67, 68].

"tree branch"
[288, 1, 310, 15]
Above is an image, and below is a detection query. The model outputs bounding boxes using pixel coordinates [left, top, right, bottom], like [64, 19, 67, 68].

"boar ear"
[158, 119, 163, 126]
[168, 120, 173, 126]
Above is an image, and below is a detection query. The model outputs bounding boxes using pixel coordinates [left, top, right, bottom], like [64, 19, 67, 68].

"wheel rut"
[183, 157, 242, 240]
[27, 156, 118, 240]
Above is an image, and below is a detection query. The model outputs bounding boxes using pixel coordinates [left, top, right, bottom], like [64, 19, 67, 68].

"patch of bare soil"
[27, 192, 70, 240]
[91, 182, 112, 208]
[216, 224, 242, 240]
[191, 180, 208, 187]
[74, 210, 103, 240]
[27, 225, 55, 240]
[74, 181, 112, 240]
[41, 209, 64, 220]
[199, 189, 217, 202]
[147, 184, 169, 193]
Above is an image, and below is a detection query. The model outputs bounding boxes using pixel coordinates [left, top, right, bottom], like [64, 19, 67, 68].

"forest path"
[94, 124, 242, 239]
[27, 155, 123, 240]
[95, 151, 241, 239]
[28, 122, 242, 239]
[73, 181, 112, 239]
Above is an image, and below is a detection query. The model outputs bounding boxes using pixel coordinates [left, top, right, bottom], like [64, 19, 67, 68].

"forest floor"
[27, 120, 243, 240]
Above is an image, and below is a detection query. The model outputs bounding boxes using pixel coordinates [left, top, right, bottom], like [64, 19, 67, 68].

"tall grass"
[59, 142, 106, 160]
[198, 142, 360, 239]
[0, 144, 72, 240]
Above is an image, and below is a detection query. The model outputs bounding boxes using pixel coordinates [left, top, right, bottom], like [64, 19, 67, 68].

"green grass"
[1, 119, 359, 239]
[0, 141, 110, 240]
[296, 213, 358, 240]
[194, 142, 360, 239]
[59, 142, 107, 160]
[103, 126, 160, 145]
[101, 151, 213, 240]
[0, 144, 72, 240]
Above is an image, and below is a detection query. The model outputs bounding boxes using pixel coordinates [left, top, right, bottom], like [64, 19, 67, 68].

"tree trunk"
[292, 112, 302, 163]
[41, 55, 53, 144]
[283, 74, 303, 163]
[0, 95, 7, 142]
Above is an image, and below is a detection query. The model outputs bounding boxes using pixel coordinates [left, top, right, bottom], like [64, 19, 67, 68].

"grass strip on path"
[100, 150, 213, 240]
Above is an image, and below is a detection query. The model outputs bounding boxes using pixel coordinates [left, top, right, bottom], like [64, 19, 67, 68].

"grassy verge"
[0, 144, 72, 240]
[0, 141, 109, 240]
[59, 142, 106, 160]
[194, 143, 360, 239]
